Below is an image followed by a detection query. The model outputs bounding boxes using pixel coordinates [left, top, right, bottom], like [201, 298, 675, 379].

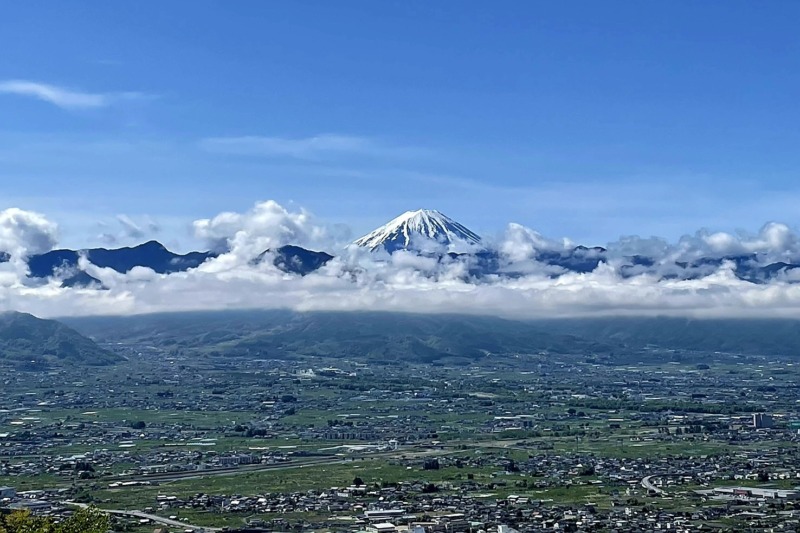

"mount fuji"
[352, 209, 483, 253]
[2, 208, 800, 286]
[350, 209, 606, 276]
[349, 209, 800, 282]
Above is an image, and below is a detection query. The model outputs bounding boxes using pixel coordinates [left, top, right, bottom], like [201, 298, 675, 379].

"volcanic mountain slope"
[0, 311, 121, 367]
[350, 209, 615, 275]
[352, 210, 800, 282]
[353, 209, 483, 253]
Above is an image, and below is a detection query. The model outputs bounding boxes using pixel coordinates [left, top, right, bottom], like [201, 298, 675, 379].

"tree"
[352, 476, 364, 487]
[421, 483, 438, 494]
[0, 510, 50, 533]
[423, 458, 440, 470]
[56, 507, 109, 533]
[0, 507, 109, 533]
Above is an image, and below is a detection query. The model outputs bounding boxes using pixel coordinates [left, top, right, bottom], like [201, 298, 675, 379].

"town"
[2, 337, 800, 532]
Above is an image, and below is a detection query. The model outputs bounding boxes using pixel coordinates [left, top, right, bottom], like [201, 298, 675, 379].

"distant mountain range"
[0, 311, 120, 367]
[9, 307, 798, 370]
[0, 241, 333, 287]
[62, 310, 619, 365]
[2, 209, 799, 285]
[24, 241, 215, 288]
[252, 245, 333, 275]
[349, 209, 800, 282]
[63, 310, 800, 365]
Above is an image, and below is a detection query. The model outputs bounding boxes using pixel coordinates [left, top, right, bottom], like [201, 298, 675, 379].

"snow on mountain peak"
[353, 209, 483, 253]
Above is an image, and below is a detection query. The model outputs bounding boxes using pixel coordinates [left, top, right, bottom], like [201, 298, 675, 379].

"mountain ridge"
[2, 210, 800, 286]
[0, 311, 121, 367]
[62, 310, 800, 365]
[62, 310, 619, 365]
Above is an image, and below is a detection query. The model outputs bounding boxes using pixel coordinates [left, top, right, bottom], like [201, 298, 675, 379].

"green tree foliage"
[0, 507, 109, 533]
[0, 312, 120, 367]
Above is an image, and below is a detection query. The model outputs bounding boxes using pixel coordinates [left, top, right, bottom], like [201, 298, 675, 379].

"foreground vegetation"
[0, 508, 107, 533]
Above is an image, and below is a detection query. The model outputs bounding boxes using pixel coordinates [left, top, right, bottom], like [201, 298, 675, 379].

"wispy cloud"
[199, 134, 424, 160]
[199, 134, 372, 158]
[0, 80, 148, 110]
[96, 215, 161, 246]
[116, 215, 146, 239]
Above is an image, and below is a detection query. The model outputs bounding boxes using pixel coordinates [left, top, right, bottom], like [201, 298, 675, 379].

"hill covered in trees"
[0, 312, 120, 367]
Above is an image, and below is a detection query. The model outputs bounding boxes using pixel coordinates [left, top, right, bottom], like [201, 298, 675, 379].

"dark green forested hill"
[63, 310, 800, 366]
[539, 317, 800, 357]
[63, 310, 617, 364]
[0, 311, 120, 367]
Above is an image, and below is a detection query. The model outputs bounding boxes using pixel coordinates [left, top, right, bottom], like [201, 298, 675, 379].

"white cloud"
[3, 201, 800, 320]
[0, 208, 58, 257]
[4, 249, 800, 321]
[192, 200, 331, 261]
[0, 80, 148, 110]
[703, 222, 798, 257]
[496, 223, 569, 262]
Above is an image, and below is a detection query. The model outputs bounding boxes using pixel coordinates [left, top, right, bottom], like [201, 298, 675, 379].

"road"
[112, 455, 350, 484]
[109, 445, 458, 486]
[68, 502, 221, 532]
[641, 475, 664, 495]
[106, 509, 222, 532]
[64, 447, 461, 530]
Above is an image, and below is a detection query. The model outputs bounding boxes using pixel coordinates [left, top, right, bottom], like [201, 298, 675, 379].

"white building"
[713, 487, 799, 500]
[367, 523, 397, 533]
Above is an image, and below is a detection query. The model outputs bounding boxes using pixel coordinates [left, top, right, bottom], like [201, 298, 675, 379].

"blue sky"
[2, 1, 800, 251]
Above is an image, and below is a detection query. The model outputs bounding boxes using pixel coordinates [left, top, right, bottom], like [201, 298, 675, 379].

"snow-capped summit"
[353, 209, 482, 253]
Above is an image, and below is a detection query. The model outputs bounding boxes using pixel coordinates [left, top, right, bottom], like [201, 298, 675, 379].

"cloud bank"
[2, 202, 800, 320]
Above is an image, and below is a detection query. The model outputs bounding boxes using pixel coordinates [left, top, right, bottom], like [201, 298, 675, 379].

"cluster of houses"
[117, 478, 800, 531]
[4, 338, 800, 532]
